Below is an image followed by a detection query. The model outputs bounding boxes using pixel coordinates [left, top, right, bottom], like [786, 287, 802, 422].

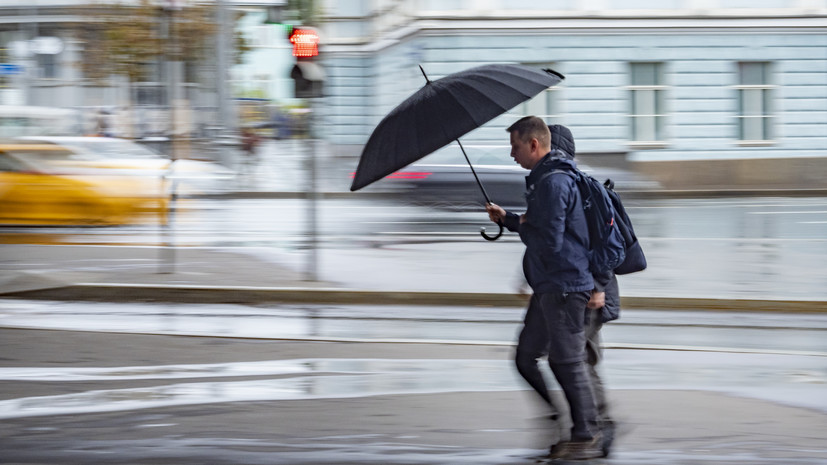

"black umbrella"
[350, 63, 564, 240]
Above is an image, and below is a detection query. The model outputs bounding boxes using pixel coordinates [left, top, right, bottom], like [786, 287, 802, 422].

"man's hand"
[587, 291, 605, 310]
[486, 203, 506, 224]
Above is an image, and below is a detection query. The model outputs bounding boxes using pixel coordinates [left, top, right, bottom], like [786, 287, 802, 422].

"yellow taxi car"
[19, 136, 232, 195]
[0, 142, 169, 226]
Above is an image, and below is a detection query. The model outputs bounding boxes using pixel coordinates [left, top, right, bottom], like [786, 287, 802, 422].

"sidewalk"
[2, 327, 825, 464]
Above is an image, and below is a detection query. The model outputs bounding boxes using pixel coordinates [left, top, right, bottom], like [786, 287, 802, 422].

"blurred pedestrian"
[240, 127, 261, 178]
[486, 116, 603, 460]
[270, 106, 289, 140]
[96, 108, 112, 137]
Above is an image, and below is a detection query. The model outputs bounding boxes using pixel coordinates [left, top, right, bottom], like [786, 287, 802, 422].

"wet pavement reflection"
[1, 317, 825, 464]
[2, 196, 826, 300]
[2, 300, 826, 354]
[1, 350, 825, 464]
[1, 351, 825, 420]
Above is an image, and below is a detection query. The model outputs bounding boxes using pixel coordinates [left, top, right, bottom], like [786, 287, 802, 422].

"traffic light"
[291, 61, 325, 99]
[289, 27, 320, 59]
[288, 26, 324, 98]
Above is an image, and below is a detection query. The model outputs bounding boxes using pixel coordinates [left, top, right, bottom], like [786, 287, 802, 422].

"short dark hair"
[506, 116, 550, 147]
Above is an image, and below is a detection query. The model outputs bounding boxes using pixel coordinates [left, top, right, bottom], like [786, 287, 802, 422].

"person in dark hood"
[486, 116, 602, 460]
[497, 122, 618, 458]
[547, 123, 576, 159]
[548, 123, 618, 457]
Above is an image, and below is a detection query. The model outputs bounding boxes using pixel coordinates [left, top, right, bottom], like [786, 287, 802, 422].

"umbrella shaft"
[456, 139, 492, 205]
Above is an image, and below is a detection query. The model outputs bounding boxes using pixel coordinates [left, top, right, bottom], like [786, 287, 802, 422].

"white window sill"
[627, 141, 670, 150]
[736, 140, 776, 147]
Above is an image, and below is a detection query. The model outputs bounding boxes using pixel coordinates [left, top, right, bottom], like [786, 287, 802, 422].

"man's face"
[510, 131, 536, 170]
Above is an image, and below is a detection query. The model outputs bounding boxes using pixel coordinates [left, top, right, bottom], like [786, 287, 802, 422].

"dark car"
[372, 145, 660, 210]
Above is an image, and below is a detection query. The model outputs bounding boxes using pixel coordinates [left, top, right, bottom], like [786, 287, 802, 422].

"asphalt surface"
[1, 326, 825, 465]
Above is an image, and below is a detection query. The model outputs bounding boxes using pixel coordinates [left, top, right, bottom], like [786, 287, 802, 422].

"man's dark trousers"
[515, 291, 598, 441]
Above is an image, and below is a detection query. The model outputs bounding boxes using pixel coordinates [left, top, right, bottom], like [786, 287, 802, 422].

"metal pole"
[167, 5, 177, 163]
[22, 4, 39, 105]
[159, 2, 179, 274]
[216, 0, 233, 131]
[305, 99, 319, 281]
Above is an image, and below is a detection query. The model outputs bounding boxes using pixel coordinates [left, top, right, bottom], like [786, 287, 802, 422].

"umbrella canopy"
[350, 64, 564, 192]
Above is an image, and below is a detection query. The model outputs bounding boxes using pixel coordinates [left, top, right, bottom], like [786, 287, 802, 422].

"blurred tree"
[75, 1, 249, 84]
[286, 0, 324, 27]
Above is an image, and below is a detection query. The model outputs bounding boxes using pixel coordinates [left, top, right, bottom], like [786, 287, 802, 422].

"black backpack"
[550, 168, 626, 276]
[551, 167, 647, 276]
[603, 179, 647, 275]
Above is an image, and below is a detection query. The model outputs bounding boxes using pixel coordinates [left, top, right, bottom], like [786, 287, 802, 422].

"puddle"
[0, 360, 522, 420]
[0, 353, 825, 420]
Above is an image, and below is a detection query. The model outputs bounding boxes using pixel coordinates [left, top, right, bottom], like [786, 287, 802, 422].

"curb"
[2, 283, 825, 313]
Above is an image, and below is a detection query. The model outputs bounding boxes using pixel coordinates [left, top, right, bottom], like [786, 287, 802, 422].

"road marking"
[1, 323, 823, 357]
[749, 211, 827, 215]
[626, 203, 827, 209]
[637, 237, 827, 242]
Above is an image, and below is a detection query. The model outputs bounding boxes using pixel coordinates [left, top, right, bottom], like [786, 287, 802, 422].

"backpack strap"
[539, 168, 576, 184]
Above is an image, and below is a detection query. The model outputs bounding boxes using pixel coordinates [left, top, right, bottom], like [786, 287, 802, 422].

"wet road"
[3, 196, 826, 248]
[1, 302, 826, 464]
[2, 195, 827, 300]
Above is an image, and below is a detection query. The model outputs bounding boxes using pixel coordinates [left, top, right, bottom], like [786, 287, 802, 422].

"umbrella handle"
[481, 222, 504, 241]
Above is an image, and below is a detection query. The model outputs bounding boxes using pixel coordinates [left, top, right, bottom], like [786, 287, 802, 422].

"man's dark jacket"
[502, 152, 593, 294]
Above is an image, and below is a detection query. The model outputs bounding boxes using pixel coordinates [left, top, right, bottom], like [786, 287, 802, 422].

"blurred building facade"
[0, 0, 291, 139]
[319, 0, 827, 189]
[1, 1, 825, 189]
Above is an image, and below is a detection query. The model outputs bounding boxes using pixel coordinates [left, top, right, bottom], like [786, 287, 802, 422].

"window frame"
[734, 61, 776, 146]
[627, 62, 668, 148]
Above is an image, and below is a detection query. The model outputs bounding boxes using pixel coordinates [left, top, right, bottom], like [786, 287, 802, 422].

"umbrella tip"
[419, 64, 431, 84]
[543, 68, 565, 80]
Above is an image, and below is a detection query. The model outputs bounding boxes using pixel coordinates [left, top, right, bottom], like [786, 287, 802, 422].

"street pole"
[21, 5, 39, 105]
[216, 0, 234, 132]
[305, 99, 319, 281]
[159, 1, 180, 274]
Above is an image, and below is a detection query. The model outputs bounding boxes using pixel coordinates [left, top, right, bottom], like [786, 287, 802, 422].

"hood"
[528, 152, 578, 184]
[548, 124, 576, 159]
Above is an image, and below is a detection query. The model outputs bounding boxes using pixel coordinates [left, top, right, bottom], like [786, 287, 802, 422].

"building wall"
[320, 5, 827, 187]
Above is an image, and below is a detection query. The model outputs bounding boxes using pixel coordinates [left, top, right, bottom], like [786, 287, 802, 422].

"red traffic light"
[289, 27, 320, 58]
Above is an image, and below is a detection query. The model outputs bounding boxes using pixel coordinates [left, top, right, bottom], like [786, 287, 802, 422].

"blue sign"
[0, 63, 23, 75]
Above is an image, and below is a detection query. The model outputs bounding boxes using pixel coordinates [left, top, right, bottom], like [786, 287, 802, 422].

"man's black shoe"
[547, 431, 604, 461]
[600, 422, 615, 457]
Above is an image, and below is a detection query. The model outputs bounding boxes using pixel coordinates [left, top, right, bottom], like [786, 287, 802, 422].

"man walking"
[486, 116, 602, 460]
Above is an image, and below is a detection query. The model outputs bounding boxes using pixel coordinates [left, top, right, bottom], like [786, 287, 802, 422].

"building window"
[629, 62, 666, 144]
[736, 62, 773, 143]
[136, 85, 166, 106]
[36, 53, 57, 79]
[521, 63, 562, 124]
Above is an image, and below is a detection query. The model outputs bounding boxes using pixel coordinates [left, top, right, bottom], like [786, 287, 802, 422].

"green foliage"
[76, 1, 248, 83]
[286, 0, 324, 26]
